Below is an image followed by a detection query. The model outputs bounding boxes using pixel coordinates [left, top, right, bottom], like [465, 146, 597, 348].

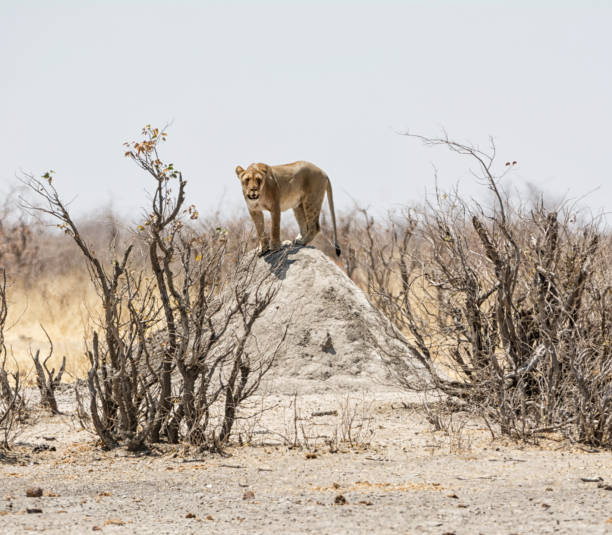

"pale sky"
[2, 1, 611, 220]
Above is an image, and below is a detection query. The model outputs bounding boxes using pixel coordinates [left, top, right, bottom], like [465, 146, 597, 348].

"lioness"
[235, 161, 340, 256]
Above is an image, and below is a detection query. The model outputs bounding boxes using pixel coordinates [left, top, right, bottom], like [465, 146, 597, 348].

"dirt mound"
[252, 246, 417, 393]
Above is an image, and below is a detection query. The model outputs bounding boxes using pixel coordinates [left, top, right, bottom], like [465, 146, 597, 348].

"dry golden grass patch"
[4, 271, 98, 379]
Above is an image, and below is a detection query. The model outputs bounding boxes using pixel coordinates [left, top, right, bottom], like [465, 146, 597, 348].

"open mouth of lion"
[247, 194, 259, 200]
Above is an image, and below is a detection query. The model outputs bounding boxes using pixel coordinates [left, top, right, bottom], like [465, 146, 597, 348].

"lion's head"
[235, 163, 269, 201]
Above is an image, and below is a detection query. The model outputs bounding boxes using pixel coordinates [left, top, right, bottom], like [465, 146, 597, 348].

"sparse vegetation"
[1, 128, 610, 452]
[262, 393, 375, 452]
[342, 134, 612, 448]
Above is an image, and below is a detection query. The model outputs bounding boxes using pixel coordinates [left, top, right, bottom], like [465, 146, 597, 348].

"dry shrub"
[347, 134, 612, 448]
[30, 326, 65, 414]
[0, 269, 27, 451]
[21, 126, 287, 451]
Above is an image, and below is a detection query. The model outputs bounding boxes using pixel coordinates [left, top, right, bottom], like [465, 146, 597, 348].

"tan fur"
[235, 161, 340, 256]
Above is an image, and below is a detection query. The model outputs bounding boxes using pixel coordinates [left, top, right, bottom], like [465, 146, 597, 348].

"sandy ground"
[1, 385, 611, 535]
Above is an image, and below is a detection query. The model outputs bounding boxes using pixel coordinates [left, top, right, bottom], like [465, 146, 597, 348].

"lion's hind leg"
[299, 192, 324, 245]
[292, 204, 309, 246]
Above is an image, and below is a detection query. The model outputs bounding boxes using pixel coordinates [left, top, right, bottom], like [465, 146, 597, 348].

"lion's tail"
[326, 178, 341, 257]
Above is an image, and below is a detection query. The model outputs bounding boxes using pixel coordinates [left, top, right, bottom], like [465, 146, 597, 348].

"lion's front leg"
[249, 209, 270, 255]
[270, 204, 282, 252]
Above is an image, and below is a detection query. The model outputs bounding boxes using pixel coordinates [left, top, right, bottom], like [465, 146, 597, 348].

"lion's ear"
[235, 166, 245, 179]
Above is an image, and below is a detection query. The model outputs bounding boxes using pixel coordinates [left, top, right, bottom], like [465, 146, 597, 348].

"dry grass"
[5, 272, 97, 380]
